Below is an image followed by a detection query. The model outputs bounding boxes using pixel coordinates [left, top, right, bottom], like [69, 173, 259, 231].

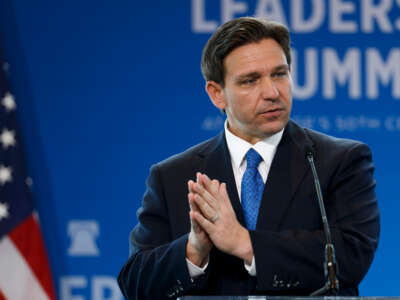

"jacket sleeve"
[118, 164, 208, 300]
[250, 142, 380, 294]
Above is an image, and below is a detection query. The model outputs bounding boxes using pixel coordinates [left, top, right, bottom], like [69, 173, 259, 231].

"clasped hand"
[186, 172, 253, 267]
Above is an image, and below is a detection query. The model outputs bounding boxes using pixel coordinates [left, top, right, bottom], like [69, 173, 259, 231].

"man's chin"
[257, 120, 288, 137]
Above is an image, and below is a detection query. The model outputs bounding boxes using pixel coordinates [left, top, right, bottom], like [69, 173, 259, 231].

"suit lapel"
[199, 132, 245, 226]
[257, 121, 313, 231]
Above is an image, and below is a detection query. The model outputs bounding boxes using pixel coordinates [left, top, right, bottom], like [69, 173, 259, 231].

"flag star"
[0, 165, 12, 185]
[0, 202, 9, 221]
[1, 92, 16, 112]
[0, 128, 16, 149]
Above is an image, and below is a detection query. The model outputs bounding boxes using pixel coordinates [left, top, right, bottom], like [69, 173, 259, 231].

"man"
[118, 17, 379, 299]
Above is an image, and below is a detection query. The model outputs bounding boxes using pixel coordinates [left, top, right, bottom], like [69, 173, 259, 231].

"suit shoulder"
[154, 134, 221, 171]
[304, 127, 369, 152]
[297, 126, 374, 165]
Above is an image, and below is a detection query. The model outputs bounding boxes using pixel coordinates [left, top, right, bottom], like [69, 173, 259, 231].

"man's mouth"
[259, 107, 284, 116]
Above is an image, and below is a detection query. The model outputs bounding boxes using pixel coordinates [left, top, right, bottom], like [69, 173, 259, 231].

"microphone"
[306, 146, 340, 296]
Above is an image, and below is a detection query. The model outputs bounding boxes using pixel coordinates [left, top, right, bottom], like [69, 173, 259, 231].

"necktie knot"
[246, 148, 263, 169]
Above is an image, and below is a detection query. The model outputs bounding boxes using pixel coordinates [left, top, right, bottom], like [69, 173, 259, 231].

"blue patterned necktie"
[241, 148, 264, 230]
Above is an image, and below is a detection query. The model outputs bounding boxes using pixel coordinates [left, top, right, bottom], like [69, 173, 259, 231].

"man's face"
[207, 38, 292, 144]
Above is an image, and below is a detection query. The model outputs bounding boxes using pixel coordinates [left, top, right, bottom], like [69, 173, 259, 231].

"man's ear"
[205, 81, 226, 110]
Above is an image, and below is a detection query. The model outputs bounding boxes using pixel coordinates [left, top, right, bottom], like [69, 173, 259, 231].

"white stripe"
[0, 236, 50, 300]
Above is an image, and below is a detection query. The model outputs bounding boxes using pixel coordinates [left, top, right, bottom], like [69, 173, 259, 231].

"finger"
[190, 194, 215, 233]
[193, 193, 216, 221]
[193, 179, 218, 210]
[188, 180, 196, 193]
[188, 192, 192, 209]
[188, 192, 199, 212]
[189, 193, 203, 233]
[188, 194, 196, 228]
[211, 179, 221, 201]
[189, 196, 202, 228]
[189, 193, 200, 212]
[212, 179, 219, 187]
[198, 173, 219, 198]
[191, 180, 213, 207]
[191, 179, 213, 203]
[220, 182, 233, 208]
[192, 210, 214, 234]
[189, 210, 203, 234]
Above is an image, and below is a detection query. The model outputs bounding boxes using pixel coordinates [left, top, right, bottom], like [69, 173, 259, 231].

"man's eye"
[272, 71, 287, 78]
[242, 78, 256, 85]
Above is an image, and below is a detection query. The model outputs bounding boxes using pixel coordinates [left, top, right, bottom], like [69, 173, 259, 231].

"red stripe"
[8, 214, 56, 300]
[0, 289, 6, 300]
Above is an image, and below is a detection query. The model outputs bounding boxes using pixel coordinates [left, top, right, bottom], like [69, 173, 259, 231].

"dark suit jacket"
[118, 121, 380, 299]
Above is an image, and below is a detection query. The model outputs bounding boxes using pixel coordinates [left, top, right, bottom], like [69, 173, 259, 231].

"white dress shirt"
[187, 121, 284, 278]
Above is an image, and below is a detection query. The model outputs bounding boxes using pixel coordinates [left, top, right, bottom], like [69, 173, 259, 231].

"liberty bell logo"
[67, 220, 100, 256]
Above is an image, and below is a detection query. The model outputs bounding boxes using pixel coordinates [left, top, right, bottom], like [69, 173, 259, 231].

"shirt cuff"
[244, 256, 256, 276]
[186, 257, 209, 278]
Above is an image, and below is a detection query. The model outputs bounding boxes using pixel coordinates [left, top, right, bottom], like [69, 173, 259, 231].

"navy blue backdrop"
[0, 1, 399, 299]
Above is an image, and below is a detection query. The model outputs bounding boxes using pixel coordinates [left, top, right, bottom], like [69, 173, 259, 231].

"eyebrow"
[236, 72, 260, 81]
[235, 64, 290, 81]
[272, 64, 290, 72]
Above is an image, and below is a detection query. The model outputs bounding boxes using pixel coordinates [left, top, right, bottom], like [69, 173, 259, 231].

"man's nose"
[260, 77, 279, 100]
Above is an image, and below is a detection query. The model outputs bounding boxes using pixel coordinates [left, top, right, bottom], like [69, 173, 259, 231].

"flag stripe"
[1, 52, 55, 300]
[0, 289, 6, 300]
[0, 236, 49, 300]
[8, 213, 56, 300]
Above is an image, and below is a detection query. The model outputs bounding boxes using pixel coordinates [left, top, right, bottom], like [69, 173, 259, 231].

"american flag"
[0, 52, 56, 299]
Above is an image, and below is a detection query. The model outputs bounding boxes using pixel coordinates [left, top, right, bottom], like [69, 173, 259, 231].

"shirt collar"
[224, 120, 284, 169]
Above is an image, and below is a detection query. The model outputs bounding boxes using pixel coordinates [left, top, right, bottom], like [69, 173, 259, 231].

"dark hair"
[201, 17, 291, 87]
